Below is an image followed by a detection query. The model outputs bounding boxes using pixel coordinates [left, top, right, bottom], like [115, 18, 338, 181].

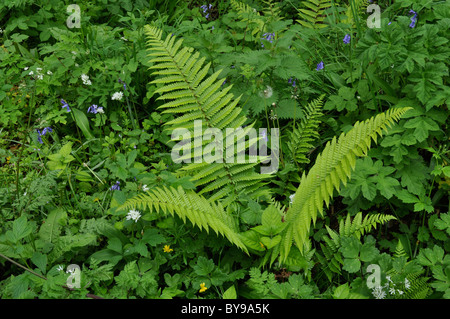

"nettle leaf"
[6, 216, 33, 243]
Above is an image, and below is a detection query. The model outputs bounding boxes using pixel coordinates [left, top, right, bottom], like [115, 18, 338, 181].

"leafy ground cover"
[0, 0, 449, 299]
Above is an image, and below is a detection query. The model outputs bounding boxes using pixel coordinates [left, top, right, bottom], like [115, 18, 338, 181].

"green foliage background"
[0, 0, 449, 299]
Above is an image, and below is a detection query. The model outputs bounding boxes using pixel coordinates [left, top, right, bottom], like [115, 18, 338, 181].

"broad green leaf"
[72, 108, 94, 140]
[223, 285, 237, 299]
[39, 209, 67, 244]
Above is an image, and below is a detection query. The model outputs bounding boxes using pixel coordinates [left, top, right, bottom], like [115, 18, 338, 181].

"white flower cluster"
[81, 74, 92, 85]
[371, 276, 411, 299]
[111, 91, 123, 101]
[25, 67, 52, 80]
[126, 209, 141, 223]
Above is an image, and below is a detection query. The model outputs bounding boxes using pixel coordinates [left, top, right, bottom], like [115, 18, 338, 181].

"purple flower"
[41, 127, 53, 135]
[36, 130, 43, 144]
[118, 78, 127, 90]
[61, 99, 70, 112]
[201, 4, 212, 19]
[109, 181, 120, 191]
[288, 78, 296, 87]
[409, 9, 417, 28]
[343, 34, 351, 44]
[316, 61, 324, 71]
[87, 104, 99, 114]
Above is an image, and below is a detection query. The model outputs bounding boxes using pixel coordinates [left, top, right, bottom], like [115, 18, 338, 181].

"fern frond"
[297, 0, 332, 29]
[230, 0, 265, 36]
[343, 0, 370, 27]
[145, 25, 272, 205]
[287, 95, 324, 165]
[118, 186, 248, 253]
[279, 106, 411, 260]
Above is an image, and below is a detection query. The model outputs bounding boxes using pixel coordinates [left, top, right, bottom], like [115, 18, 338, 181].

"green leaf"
[223, 285, 237, 299]
[12, 216, 33, 242]
[39, 209, 67, 244]
[72, 108, 95, 140]
[404, 116, 440, 142]
[192, 256, 215, 276]
[31, 252, 48, 274]
[434, 213, 450, 235]
[141, 229, 166, 246]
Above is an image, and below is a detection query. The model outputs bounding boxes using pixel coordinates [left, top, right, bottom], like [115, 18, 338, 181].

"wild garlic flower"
[111, 91, 123, 101]
[126, 209, 141, 223]
[372, 286, 386, 299]
[57, 265, 64, 272]
[81, 74, 92, 85]
[142, 184, 150, 192]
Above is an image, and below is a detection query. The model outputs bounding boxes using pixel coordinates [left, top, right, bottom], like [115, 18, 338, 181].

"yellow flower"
[259, 241, 265, 249]
[199, 283, 208, 293]
[163, 245, 173, 253]
[6, 156, 11, 164]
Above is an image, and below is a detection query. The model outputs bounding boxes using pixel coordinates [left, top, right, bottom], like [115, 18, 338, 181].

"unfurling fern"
[287, 95, 324, 166]
[119, 186, 248, 253]
[317, 212, 396, 280]
[145, 25, 272, 206]
[277, 106, 411, 260]
[297, 0, 332, 29]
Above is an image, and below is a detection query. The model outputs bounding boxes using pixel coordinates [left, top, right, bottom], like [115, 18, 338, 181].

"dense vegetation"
[0, 0, 449, 299]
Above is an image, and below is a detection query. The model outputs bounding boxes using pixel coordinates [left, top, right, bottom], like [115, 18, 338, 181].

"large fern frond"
[118, 186, 248, 253]
[297, 0, 332, 29]
[145, 25, 272, 206]
[287, 95, 324, 166]
[279, 107, 411, 260]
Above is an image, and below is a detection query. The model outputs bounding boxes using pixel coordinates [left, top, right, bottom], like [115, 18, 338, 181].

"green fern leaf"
[119, 186, 248, 253]
[279, 107, 411, 260]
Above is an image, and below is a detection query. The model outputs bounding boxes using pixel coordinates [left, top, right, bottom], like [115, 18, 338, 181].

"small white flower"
[36, 74, 43, 80]
[389, 287, 396, 295]
[372, 286, 386, 299]
[142, 185, 149, 192]
[36, 67, 42, 72]
[126, 209, 141, 223]
[386, 275, 392, 283]
[289, 194, 295, 204]
[28, 71, 34, 76]
[81, 74, 92, 85]
[398, 290, 404, 295]
[404, 278, 411, 290]
[47, 70, 53, 75]
[111, 91, 123, 101]
[0, 28, 3, 34]
[24, 67, 29, 71]
[121, 36, 128, 41]
[57, 265, 64, 272]
[97, 107, 104, 114]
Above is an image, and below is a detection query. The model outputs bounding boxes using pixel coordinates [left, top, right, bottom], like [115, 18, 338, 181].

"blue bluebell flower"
[261, 32, 275, 48]
[288, 78, 296, 87]
[109, 181, 120, 191]
[118, 78, 127, 90]
[201, 4, 212, 19]
[409, 9, 417, 28]
[41, 127, 53, 135]
[343, 34, 351, 44]
[36, 130, 43, 144]
[316, 61, 324, 71]
[61, 99, 71, 112]
[87, 104, 99, 114]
